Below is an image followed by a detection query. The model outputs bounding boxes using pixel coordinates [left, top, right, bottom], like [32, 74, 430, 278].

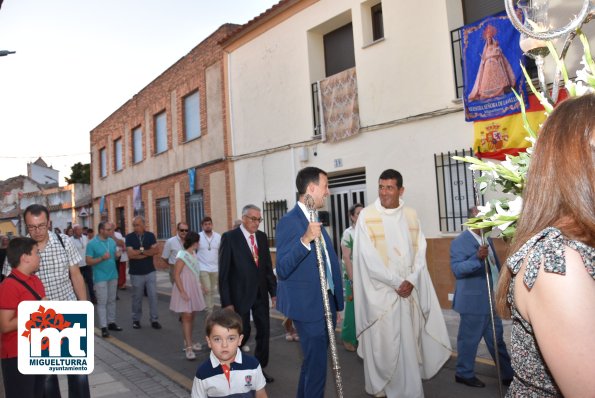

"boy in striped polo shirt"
[192, 309, 267, 398]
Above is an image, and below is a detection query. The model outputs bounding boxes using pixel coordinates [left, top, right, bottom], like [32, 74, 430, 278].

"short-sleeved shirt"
[0, 269, 45, 358]
[113, 231, 128, 262]
[192, 349, 266, 398]
[70, 235, 88, 267]
[29, 233, 81, 301]
[125, 232, 157, 275]
[86, 237, 118, 283]
[197, 232, 221, 273]
[161, 235, 184, 265]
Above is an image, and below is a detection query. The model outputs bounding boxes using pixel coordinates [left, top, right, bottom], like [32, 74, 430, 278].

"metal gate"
[326, 172, 367, 256]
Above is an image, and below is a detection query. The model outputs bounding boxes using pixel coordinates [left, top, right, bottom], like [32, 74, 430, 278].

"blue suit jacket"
[450, 230, 501, 315]
[275, 204, 344, 322]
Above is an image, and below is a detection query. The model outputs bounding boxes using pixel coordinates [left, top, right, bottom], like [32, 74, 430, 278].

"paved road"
[95, 270, 510, 397]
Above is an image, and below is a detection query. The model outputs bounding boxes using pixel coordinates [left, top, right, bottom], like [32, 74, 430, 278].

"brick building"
[90, 24, 238, 239]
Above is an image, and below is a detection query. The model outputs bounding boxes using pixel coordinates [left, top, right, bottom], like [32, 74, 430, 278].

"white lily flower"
[575, 80, 595, 96]
[476, 204, 491, 216]
[508, 196, 523, 216]
[501, 159, 519, 173]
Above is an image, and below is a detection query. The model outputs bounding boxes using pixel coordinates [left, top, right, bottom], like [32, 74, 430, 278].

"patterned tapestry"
[320, 67, 360, 143]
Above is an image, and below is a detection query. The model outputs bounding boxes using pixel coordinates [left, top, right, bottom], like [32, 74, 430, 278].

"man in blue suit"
[450, 206, 514, 388]
[276, 167, 344, 398]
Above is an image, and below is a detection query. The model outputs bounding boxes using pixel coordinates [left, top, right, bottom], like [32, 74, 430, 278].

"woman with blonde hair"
[496, 94, 595, 397]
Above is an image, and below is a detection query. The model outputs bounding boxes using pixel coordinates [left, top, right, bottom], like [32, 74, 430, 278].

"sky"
[0, 0, 279, 184]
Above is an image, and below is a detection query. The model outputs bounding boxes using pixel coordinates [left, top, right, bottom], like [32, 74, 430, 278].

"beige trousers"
[199, 271, 218, 312]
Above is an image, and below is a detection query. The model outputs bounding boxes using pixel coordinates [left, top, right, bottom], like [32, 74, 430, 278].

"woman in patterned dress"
[495, 94, 595, 396]
[340, 203, 364, 352]
[170, 231, 206, 360]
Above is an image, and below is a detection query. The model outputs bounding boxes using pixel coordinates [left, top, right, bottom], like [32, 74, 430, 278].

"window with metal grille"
[185, 191, 204, 234]
[262, 200, 287, 248]
[434, 148, 482, 232]
[156, 197, 171, 239]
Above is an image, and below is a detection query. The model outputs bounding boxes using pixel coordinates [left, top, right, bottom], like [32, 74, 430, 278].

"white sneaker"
[184, 347, 196, 360]
[192, 342, 202, 351]
[241, 345, 250, 352]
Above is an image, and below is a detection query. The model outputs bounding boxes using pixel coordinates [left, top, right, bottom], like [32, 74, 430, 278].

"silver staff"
[471, 169, 504, 398]
[304, 194, 344, 398]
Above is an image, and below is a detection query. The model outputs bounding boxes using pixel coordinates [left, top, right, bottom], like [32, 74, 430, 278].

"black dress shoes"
[455, 375, 486, 388]
[151, 321, 162, 330]
[262, 371, 274, 383]
[132, 321, 141, 329]
[101, 328, 110, 338]
[108, 323, 123, 331]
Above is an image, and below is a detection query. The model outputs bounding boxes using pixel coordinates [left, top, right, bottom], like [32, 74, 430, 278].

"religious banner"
[462, 11, 527, 121]
[473, 93, 547, 160]
[99, 196, 106, 214]
[188, 168, 196, 195]
[133, 186, 141, 211]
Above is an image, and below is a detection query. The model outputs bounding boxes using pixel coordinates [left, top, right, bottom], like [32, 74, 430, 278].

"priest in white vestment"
[353, 169, 451, 397]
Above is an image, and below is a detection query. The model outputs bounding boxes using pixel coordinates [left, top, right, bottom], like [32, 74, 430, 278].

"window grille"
[156, 197, 171, 239]
[185, 191, 205, 234]
[262, 200, 287, 248]
[434, 148, 482, 232]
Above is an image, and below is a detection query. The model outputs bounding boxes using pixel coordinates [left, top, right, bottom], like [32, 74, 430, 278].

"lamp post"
[505, 0, 594, 102]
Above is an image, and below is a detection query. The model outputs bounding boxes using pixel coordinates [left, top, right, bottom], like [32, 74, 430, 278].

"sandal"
[285, 333, 294, 341]
[291, 332, 300, 342]
[184, 347, 196, 360]
[192, 342, 202, 351]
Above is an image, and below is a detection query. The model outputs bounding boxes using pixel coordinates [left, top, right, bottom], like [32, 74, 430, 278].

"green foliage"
[65, 162, 90, 184]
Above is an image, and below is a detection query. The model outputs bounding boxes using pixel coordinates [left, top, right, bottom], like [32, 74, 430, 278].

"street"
[94, 270, 509, 397]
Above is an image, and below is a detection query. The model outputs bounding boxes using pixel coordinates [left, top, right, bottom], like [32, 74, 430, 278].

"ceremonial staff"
[304, 193, 344, 398]
[471, 170, 503, 398]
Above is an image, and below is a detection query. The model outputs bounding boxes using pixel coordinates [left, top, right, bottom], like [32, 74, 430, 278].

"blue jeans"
[130, 272, 158, 322]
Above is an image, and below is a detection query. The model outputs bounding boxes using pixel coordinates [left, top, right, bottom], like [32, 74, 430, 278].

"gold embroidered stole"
[364, 205, 419, 269]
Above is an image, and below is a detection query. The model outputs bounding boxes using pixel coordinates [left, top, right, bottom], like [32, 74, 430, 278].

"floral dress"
[506, 227, 595, 397]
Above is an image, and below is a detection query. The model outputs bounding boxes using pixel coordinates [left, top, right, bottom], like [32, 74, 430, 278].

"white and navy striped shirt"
[192, 349, 266, 398]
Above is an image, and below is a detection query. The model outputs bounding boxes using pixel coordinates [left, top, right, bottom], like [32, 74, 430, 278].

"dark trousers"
[239, 290, 270, 368]
[1, 357, 45, 398]
[79, 266, 95, 302]
[293, 301, 337, 398]
[43, 374, 90, 398]
[456, 313, 514, 380]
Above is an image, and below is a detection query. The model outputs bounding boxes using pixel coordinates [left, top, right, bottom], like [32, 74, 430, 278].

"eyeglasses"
[244, 216, 263, 223]
[179, 229, 188, 233]
[26, 223, 48, 232]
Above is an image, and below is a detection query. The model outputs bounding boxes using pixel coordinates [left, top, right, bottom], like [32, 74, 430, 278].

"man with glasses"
[161, 222, 189, 284]
[19, 204, 90, 397]
[218, 204, 277, 383]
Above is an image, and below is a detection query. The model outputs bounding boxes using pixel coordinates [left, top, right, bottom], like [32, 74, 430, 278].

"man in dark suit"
[276, 167, 344, 398]
[218, 204, 277, 383]
[450, 206, 514, 388]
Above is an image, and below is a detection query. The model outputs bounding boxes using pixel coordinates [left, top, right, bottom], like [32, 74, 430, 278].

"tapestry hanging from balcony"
[319, 67, 360, 142]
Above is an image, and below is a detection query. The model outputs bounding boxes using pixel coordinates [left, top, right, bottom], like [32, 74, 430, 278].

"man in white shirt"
[161, 222, 188, 284]
[71, 224, 94, 303]
[113, 227, 128, 289]
[196, 217, 221, 314]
